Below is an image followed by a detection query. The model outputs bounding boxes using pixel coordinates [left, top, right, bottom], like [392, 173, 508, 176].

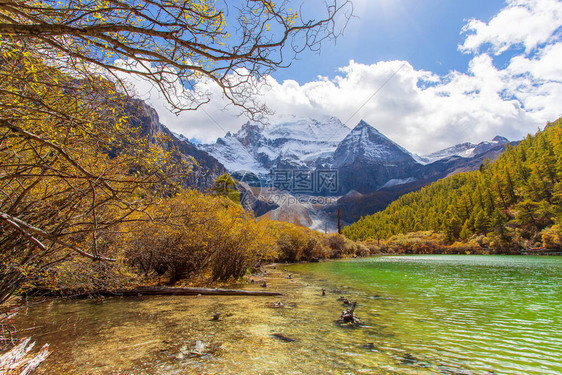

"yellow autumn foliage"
[122, 190, 277, 283]
[0, 43, 188, 301]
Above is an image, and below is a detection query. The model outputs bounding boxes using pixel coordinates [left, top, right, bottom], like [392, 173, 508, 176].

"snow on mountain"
[200, 115, 512, 197]
[200, 116, 350, 174]
[416, 136, 510, 164]
[379, 177, 418, 189]
[171, 131, 189, 143]
[416, 142, 477, 164]
[333, 120, 416, 168]
[472, 136, 509, 155]
[262, 115, 348, 142]
[332, 120, 420, 193]
[201, 135, 269, 174]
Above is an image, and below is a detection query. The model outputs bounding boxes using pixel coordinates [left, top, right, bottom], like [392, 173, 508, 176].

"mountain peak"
[353, 120, 378, 132]
[349, 120, 388, 142]
[417, 142, 477, 164]
[418, 135, 512, 164]
[236, 121, 262, 135]
[355, 120, 370, 128]
[492, 135, 509, 143]
[200, 115, 351, 173]
[333, 120, 415, 167]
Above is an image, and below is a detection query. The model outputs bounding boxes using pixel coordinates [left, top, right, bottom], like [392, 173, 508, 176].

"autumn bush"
[123, 190, 277, 284]
[481, 232, 521, 254]
[447, 241, 483, 254]
[28, 186, 373, 292]
[322, 233, 368, 258]
[40, 257, 137, 295]
[272, 222, 322, 262]
[267, 221, 370, 262]
[541, 224, 562, 249]
[384, 231, 446, 254]
[361, 241, 384, 255]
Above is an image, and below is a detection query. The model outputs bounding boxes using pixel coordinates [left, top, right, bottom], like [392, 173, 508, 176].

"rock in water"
[271, 333, 296, 342]
[211, 312, 221, 321]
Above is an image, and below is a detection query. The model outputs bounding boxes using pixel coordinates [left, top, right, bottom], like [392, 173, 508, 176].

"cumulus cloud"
[126, 0, 562, 155]
[459, 0, 562, 54]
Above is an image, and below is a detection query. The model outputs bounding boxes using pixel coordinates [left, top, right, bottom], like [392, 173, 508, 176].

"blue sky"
[127, 0, 562, 154]
[272, 0, 508, 83]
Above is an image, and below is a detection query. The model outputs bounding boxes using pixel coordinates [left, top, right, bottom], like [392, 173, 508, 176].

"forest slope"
[343, 118, 562, 252]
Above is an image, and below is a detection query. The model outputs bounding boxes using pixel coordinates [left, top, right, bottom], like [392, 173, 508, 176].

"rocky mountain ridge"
[200, 115, 350, 174]
[125, 100, 226, 191]
[200, 116, 514, 195]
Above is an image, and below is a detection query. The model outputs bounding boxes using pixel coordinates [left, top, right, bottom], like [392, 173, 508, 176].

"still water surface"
[13, 255, 562, 374]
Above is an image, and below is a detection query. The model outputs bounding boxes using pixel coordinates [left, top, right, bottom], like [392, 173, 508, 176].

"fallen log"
[31, 286, 282, 298]
[112, 286, 282, 297]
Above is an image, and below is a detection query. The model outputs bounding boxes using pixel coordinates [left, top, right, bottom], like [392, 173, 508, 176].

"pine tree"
[211, 173, 241, 204]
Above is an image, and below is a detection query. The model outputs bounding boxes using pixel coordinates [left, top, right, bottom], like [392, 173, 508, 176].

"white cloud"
[507, 42, 562, 81]
[459, 0, 562, 54]
[122, 0, 562, 155]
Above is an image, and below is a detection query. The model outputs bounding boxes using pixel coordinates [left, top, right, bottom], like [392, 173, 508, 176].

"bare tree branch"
[0, 0, 351, 117]
[0, 211, 115, 261]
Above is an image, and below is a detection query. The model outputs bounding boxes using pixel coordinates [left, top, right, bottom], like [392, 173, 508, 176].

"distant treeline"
[344, 118, 562, 252]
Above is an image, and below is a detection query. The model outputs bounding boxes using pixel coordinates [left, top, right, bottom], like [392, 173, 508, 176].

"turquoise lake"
[12, 255, 562, 374]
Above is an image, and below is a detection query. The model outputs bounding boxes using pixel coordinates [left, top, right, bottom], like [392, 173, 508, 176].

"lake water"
[12, 255, 562, 374]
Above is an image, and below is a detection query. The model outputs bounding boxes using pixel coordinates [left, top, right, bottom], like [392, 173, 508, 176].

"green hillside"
[343, 118, 562, 251]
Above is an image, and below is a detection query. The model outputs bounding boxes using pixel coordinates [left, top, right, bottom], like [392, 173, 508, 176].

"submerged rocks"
[265, 301, 296, 309]
[177, 340, 222, 359]
[337, 296, 352, 305]
[362, 342, 377, 351]
[266, 301, 285, 308]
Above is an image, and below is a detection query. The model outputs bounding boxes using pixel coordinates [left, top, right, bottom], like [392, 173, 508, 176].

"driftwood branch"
[113, 286, 282, 296]
[0, 337, 50, 375]
[338, 301, 361, 325]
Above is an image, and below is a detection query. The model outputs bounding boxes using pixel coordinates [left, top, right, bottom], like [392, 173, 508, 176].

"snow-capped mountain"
[204, 134, 270, 175]
[332, 120, 420, 193]
[333, 120, 416, 167]
[197, 114, 516, 231]
[472, 136, 509, 155]
[200, 115, 513, 195]
[199, 115, 350, 174]
[415, 142, 477, 164]
[416, 136, 510, 164]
